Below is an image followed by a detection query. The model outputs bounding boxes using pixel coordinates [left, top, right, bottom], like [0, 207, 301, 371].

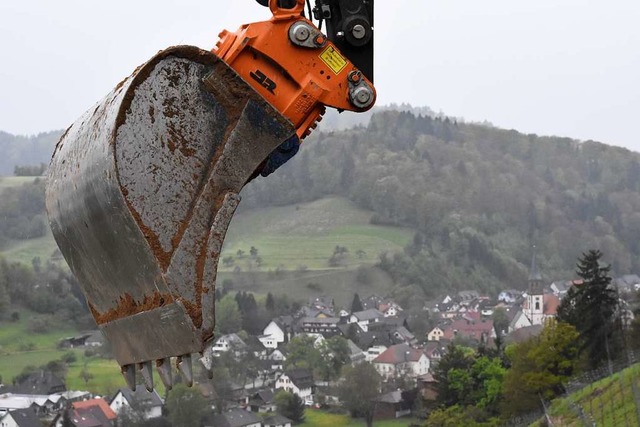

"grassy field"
[0, 196, 412, 271]
[0, 309, 140, 396]
[300, 409, 419, 426]
[221, 197, 413, 271]
[545, 363, 640, 427]
[0, 176, 38, 190]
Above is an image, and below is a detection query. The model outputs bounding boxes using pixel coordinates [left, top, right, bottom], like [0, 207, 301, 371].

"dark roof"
[113, 387, 163, 409]
[373, 390, 404, 404]
[263, 413, 293, 426]
[251, 388, 274, 404]
[206, 408, 262, 427]
[355, 330, 394, 349]
[284, 368, 314, 389]
[6, 408, 42, 427]
[352, 308, 384, 321]
[10, 370, 66, 394]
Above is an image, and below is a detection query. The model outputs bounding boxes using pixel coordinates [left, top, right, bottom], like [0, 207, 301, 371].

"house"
[372, 344, 429, 380]
[275, 369, 314, 404]
[0, 393, 56, 417]
[364, 345, 388, 362]
[263, 348, 287, 371]
[507, 309, 532, 333]
[361, 294, 384, 311]
[346, 340, 366, 364]
[308, 296, 335, 312]
[614, 274, 640, 293]
[417, 373, 439, 403]
[372, 390, 415, 419]
[457, 290, 480, 303]
[211, 333, 248, 356]
[9, 371, 66, 395]
[72, 399, 117, 422]
[299, 317, 341, 337]
[205, 408, 262, 427]
[349, 309, 385, 332]
[506, 324, 544, 344]
[550, 281, 571, 297]
[0, 408, 42, 427]
[497, 290, 521, 304]
[58, 334, 93, 349]
[109, 387, 163, 419]
[427, 326, 444, 342]
[51, 398, 118, 427]
[261, 316, 294, 349]
[379, 300, 403, 317]
[441, 318, 495, 344]
[247, 389, 276, 413]
[263, 414, 293, 427]
[424, 342, 445, 362]
[84, 331, 105, 347]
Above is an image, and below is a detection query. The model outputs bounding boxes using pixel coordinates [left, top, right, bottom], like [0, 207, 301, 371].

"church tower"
[526, 248, 545, 325]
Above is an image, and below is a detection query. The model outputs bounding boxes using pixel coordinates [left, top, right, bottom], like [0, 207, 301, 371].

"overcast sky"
[1, 1, 639, 151]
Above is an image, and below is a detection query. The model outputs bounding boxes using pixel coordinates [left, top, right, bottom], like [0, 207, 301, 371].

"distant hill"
[0, 130, 61, 175]
[242, 110, 640, 296]
[4, 106, 640, 299]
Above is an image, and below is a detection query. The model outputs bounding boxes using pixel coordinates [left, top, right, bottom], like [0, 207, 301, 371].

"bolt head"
[356, 88, 371, 103]
[352, 24, 366, 40]
[294, 26, 310, 42]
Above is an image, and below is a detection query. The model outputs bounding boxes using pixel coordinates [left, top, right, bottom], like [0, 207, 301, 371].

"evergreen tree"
[350, 293, 363, 313]
[275, 391, 305, 423]
[557, 250, 622, 369]
[266, 292, 275, 313]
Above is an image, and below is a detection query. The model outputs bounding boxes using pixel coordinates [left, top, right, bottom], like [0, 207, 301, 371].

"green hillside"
[544, 363, 640, 426]
[222, 197, 413, 271]
[0, 195, 412, 271]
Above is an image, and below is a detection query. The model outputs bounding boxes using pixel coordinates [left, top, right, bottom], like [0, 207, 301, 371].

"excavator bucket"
[45, 46, 295, 390]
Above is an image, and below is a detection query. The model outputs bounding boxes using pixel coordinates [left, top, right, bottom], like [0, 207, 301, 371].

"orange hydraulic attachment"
[213, 0, 376, 139]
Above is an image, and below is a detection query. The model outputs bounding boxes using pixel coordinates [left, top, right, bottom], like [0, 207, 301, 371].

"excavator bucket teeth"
[45, 46, 295, 385]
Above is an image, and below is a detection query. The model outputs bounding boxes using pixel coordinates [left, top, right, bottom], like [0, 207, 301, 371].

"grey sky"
[1, 1, 639, 151]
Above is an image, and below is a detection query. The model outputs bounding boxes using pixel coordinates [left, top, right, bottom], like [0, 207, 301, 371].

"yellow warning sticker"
[320, 46, 348, 75]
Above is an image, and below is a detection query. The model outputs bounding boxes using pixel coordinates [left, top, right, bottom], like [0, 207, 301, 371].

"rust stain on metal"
[89, 292, 174, 325]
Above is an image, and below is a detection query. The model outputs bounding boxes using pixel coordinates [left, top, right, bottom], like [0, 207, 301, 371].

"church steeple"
[526, 246, 545, 325]
[528, 246, 542, 284]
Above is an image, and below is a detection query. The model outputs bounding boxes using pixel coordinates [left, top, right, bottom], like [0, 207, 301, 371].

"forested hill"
[3, 110, 640, 296]
[241, 110, 640, 296]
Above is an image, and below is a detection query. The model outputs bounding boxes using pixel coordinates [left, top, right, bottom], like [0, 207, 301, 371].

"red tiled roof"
[543, 294, 560, 315]
[442, 318, 494, 341]
[373, 344, 424, 364]
[72, 398, 117, 420]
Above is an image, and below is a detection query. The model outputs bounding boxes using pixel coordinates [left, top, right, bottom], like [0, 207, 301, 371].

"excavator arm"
[45, 0, 375, 392]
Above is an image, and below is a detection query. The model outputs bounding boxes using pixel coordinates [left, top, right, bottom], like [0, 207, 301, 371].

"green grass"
[221, 197, 413, 271]
[545, 363, 640, 427]
[1, 229, 61, 266]
[300, 409, 419, 426]
[0, 310, 163, 395]
[0, 176, 38, 189]
[0, 196, 412, 270]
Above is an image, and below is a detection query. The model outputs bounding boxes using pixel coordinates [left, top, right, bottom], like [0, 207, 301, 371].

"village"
[0, 254, 638, 427]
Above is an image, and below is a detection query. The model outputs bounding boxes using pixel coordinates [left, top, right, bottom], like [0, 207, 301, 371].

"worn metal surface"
[46, 46, 294, 388]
